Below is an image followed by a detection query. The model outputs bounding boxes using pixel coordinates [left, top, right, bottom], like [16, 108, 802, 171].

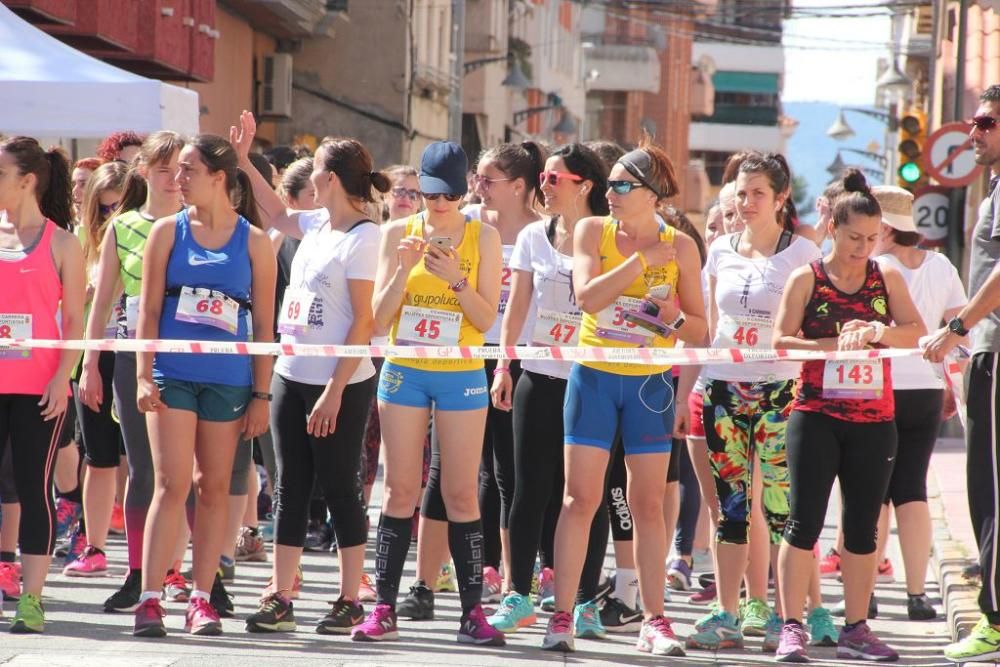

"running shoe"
[488, 591, 536, 633]
[210, 571, 234, 618]
[133, 597, 167, 638]
[218, 559, 236, 584]
[819, 548, 841, 578]
[690, 581, 717, 605]
[0, 562, 21, 601]
[944, 615, 1000, 663]
[481, 565, 503, 603]
[104, 569, 142, 612]
[594, 569, 613, 603]
[875, 558, 895, 584]
[304, 520, 332, 552]
[776, 621, 810, 663]
[263, 565, 303, 600]
[9, 592, 44, 633]
[234, 526, 267, 563]
[434, 562, 457, 593]
[539, 594, 555, 612]
[351, 603, 399, 642]
[396, 581, 434, 620]
[832, 593, 878, 619]
[109, 504, 126, 535]
[538, 566, 555, 603]
[685, 609, 742, 650]
[358, 572, 376, 602]
[907, 593, 937, 621]
[666, 557, 693, 591]
[694, 603, 722, 630]
[741, 597, 772, 637]
[186, 596, 223, 636]
[245, 592, 296, 632]
[530, 563, 540, 598]
[807, 606, 839, 646]
[541, 610, 575, 652]
[599, 596, 642, 633]
[458, 603, 505, 646]
[573, 600, 606, 639]
[63, 545, 108, 577]
[316, 596, 364, 634]
[163, 569, 191, 603]
[763, 613, 783, 652]
[636, 615, 685, 656]
[54, 498, 81, 539]
[836, 620, 898, 662]
[62, 525, 87, 565]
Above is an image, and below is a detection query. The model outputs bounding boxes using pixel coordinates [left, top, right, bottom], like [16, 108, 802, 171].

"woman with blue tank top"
[131, 135, 276, 638]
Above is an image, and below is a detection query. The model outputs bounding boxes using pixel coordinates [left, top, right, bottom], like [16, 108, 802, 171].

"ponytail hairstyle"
[737, 151, 795, 232]
[721, 150, 752, 185]
[278, 157, 314, 205]
[479, 141, 548, 205]
[662, 207, 707, 267]
[832, 168, 881, 227]
[316, 138, 391, 209]
[0, 137, 73, 229]
[551, 143, 610, 215]
[190, 133, 261, 228]
[80, 161, 128, 268]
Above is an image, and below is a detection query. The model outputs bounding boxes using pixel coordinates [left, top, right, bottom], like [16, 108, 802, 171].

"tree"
[791, 173, 809, 211]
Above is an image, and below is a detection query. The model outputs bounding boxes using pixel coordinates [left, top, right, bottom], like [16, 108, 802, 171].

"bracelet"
[493, 367, 511, 377]
[869, 321, 886, 344]
[636, 251, 649, 271]
[450, 277, 469, 293]
[251, 391, 273, 402]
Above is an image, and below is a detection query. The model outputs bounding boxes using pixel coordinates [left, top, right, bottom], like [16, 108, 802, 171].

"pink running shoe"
[133, 598, 167, 638]
[690, 582, 717, 605]
[458, 603, 505, 646]
[63, 545, 108, 577]
[185, 597, 222, 636]
[358, 572, 376, 602]
[819, 548, 841, 579]
[163, 570, 191, 603]
[0, 562, 21, 601]
[637, 615, 685, 656]
[482, 566, 503, 603]
[538, 567, 556, 602]
[351, 602, 399, 642]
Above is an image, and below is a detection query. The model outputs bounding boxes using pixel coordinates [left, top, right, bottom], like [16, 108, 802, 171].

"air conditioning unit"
[258, 54, 293, 119]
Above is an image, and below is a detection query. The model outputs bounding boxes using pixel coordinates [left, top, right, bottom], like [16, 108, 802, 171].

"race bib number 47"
[0, 313, 31, 360]
[822, 359, 883, 399]
[397, 306, 462, 346]
[532, 309, 581, 347]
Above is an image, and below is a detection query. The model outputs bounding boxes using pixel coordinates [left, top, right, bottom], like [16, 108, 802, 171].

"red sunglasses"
[539, 170, 583, 187]
[969, 115, 999, 132]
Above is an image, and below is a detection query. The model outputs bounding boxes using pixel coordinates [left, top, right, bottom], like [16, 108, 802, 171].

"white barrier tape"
[0, 338, 928, 365]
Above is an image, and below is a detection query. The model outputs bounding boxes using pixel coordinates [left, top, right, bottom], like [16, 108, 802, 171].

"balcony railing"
[222, 0, 329, 38]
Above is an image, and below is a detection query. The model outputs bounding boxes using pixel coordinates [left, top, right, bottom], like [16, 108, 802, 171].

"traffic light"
[897, 109, 927, 191]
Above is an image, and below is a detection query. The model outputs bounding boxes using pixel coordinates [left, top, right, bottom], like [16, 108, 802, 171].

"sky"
[781, 0, 892, 104]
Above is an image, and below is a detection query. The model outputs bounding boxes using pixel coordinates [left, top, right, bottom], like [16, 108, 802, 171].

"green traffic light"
[899, 162, 922, 183]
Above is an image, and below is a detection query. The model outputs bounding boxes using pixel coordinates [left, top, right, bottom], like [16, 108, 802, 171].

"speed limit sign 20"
[913, 186, 950, 246]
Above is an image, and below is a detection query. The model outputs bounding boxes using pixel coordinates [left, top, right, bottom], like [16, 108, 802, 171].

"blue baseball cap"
[419, 141, 468, 196]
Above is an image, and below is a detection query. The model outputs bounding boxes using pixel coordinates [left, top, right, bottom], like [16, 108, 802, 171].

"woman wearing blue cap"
[355, 141, 504, 646]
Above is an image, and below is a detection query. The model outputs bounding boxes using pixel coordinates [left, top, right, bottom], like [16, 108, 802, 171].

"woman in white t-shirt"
[234, 121, 388, 634]
[686, 153, 822, 652]
[873, 186, 967, 621]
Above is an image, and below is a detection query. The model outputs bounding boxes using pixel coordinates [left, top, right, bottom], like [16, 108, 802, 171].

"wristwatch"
[251, 391, 273, 402]
[668, 312, 686, 330]
[948, 316, 969, 337]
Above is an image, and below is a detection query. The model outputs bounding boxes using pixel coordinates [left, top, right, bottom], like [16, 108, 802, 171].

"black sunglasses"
[608, 180, 648, 195]
[391, 187, 421, 201]
[98, 201, 120, 217]
[422, 193, 463, 202]
[969, 115, 999, 132]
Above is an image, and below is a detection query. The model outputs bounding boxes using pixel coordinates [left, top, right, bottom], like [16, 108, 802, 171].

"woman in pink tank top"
[0, 137, 85, 634]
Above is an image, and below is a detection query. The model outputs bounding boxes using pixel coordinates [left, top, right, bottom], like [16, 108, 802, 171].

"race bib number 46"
[0, 313, 32, 360]
[397, 306, 462, 346]
[718, 314, 773, 349]
[596, 297, 652, 345]
[822, 359, 883, 399]
[532, 309, 581, 347]
[277, 288, 316, 336]
[174, 287, 240, 334]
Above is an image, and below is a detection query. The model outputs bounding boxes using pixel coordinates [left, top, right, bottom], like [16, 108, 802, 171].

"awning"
[712, 71, 779, 95]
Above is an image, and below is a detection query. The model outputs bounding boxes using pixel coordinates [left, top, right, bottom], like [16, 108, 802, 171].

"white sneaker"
[637, 615, 685, 657]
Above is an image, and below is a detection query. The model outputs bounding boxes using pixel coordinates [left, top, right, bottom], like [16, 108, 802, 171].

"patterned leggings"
[702, 379, 794, 545]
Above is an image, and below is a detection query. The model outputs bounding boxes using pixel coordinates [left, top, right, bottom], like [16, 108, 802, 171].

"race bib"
[596, 297, 652, 345]
[532, 309, 581, 347]
[125, 295, 140, 338]
[718, 313, 773, 349]
[174, 287, 240, 334]
[0, 313, 31, 360]
[822, 359, 884, 399]
[499, 246, 513, 316]
[105, 302, 123, 339]
[397, 306, 462, 346]
[277, 288, 317, 336]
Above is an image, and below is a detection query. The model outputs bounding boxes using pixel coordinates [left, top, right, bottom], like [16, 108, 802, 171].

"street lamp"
[552, 112, 578, 135]
[827, 106, 896, 140]
[463, 52, 531, 90]
[875, 60, 913, 96]
[827, 110, 855, 141]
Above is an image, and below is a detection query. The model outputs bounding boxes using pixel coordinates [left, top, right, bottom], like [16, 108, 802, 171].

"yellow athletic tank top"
[579, 217, 678, 375]
[388, 212, 485, 371]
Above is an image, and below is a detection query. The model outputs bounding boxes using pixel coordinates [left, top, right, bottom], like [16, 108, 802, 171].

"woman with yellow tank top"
[357, 142, 504, 647]
[542, 140, 706, 656]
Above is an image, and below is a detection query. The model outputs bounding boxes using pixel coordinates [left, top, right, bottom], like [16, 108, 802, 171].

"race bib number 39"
[718, 314, 773, 349]
[174, 287, 240, 334]
[397, 306, 462, 346]
[533, 309, 581, 347]
[0, 313, 32, 360]
[822, 359, 884, 399]
[277, 288, 316, 336]
[596, 297, 652, 345]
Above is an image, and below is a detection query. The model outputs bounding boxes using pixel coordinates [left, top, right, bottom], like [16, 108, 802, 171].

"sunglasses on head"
[539, 171, 583, 187]
[98, 201, 120, 216]
[969, 115, 999, 132]
[422, 192, 463, 202]
[391, 187, 420, 201]
[608, 180, 648, 195]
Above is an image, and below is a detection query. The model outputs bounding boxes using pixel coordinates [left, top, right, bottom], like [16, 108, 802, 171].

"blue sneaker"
[763, 613, 783, 652]
[573, 600, 606, 639]
[685, 609, 743, 650]
[540, 594, 555, 612]
[807, 606, 839, 646]
[62, 525, 86, 565]
[55, 499, 81, 540]
[488, 592, 536, 633]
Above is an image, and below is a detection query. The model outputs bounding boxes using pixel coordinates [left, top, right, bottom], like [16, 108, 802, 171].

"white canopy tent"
[0, 3, 199, 138]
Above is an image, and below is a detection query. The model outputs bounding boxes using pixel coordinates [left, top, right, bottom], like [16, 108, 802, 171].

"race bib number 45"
[397, 306, 462, 346]
[822, 359, 884, 399]
[596, 297, 652, 345]
[0, 313, 32, 360]
[174, 287, 240, 334]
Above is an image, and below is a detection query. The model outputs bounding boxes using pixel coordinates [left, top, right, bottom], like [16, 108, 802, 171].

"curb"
[928, 462, 981, 641]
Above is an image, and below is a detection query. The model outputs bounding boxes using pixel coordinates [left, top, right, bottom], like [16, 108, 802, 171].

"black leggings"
[73, 351, 122, 469]
[0, 395, 63, 555]
[606, 430, 683, 543]
[271, 374, 374, 549]
[783, 411, 896, 554]
[673, 440, 701, 556]
[508, 370, 606, 600]
[0, 443, 16, 503]
[884, 389, 943, 506]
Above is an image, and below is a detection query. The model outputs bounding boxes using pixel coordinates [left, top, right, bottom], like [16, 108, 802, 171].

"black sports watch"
[948, 316, 969, 337]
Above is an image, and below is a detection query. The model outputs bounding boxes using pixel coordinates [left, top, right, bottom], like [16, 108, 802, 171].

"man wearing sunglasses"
[923, 84, 1000, 665]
